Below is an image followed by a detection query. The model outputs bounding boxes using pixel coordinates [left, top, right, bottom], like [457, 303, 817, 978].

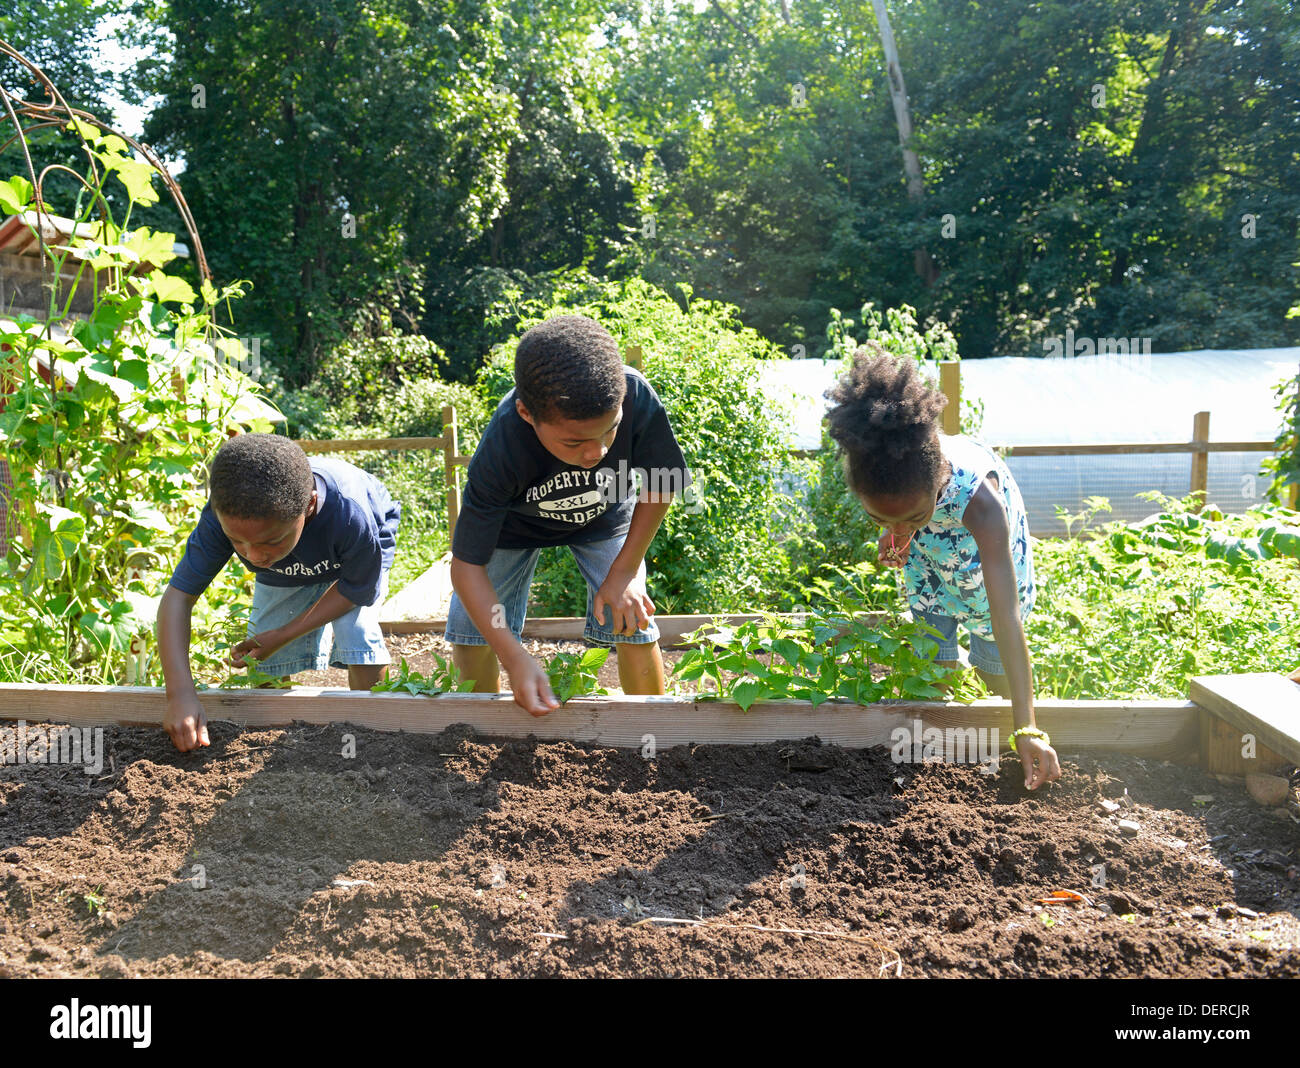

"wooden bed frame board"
[0, 683, 1200, 759]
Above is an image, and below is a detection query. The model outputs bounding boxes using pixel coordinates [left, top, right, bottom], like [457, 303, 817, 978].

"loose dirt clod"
[1246, 773, 1291, 808]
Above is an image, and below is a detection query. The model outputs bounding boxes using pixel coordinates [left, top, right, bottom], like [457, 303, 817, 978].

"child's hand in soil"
[165, 690, 210, 752]
[593, 566, 654, 636]
[1017, 736, 1061, 790]
[503, 649, 561, 717]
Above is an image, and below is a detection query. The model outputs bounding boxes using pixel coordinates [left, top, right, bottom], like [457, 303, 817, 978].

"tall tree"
[137, 0, 514, 383]
[870, 0, 937, 285]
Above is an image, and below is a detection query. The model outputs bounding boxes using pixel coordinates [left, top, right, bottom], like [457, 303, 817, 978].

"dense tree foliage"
[15, 0, 1290, 377]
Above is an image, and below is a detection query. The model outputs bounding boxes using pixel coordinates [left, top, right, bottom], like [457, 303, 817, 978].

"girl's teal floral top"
[901, 435, 1035, 636]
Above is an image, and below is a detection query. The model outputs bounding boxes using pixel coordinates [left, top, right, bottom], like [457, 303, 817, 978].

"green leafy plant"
[1028, 497, 1300, 698]
[0, 119, 267, 685]
[210, 658, 291, 690]
[371, 655, 475, 696]
[673, 567, 981, 711]
[1261, 367, 1299, 506]
[546, 647, 610, 703]
[83, 889, 106, 916]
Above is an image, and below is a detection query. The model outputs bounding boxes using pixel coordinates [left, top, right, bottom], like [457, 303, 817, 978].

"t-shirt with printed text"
[451, 367, 690, 565]
[169, 456, 400, 607]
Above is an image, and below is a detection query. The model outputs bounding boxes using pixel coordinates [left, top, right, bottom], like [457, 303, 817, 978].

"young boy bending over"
[157, 434, 400, 751]
[448, 315, 690, 715]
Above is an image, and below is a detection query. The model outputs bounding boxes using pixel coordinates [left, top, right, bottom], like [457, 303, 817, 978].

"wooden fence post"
[1290, 369, 1300, 509]
[442, 404, 461, 538]
[1190, 410, 1210, 510]
[939, 360, 961, 435]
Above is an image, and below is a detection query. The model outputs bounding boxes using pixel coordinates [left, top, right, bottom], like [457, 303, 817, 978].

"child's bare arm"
[595, 495, 672, 635]
[449, 556, 558, 715]
[227, 581, 359, 666]
[157, 584, 209, 752]
[964, 481, 1061, 789]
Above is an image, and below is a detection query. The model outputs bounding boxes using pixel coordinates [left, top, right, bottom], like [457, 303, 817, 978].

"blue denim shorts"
[910, 607, 1005, 676]
[248, 572, 391, 676]
[445, 534, 660, 647]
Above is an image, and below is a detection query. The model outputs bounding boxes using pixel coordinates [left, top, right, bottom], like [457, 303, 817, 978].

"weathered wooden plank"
[1190, 673, 1300, 770]
[1198, 708, 1288, 775]
[0, 683, 1200, 757]
[295, 436, 447, 455]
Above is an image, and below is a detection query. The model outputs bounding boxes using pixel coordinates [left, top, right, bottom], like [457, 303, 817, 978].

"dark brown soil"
[2, 711, 1297, 978]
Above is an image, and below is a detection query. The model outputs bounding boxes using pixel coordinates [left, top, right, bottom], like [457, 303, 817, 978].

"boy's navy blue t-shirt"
[169, 457, 400, 607]
[452, 367, 690, 565]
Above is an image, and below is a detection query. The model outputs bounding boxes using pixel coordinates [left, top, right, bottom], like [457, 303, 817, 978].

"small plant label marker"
[341, 734, 356, 759]
[191, 864, 207, 890]
[1091, 864, 1106, 889]
[641, 733, 656, 759]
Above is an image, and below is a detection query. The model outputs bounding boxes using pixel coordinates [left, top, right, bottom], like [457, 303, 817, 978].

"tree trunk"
[1108, 1, 1199, 288]
[870, 0, 938, 285]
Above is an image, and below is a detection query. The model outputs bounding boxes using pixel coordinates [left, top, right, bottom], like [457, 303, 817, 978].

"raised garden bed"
[0, 721, 1297, 978]
[0, 675, 1296, 978]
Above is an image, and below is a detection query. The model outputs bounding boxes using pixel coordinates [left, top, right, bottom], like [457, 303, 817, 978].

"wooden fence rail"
[293, 403, 470, 538]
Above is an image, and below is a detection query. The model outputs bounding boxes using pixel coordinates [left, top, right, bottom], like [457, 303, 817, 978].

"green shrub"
[274, 332, 451, 437]
[1262, 367, 1299, 506]
[1027, 496, 1300, 698]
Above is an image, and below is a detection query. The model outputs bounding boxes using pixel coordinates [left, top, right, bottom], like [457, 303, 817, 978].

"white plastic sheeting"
[758, 347, 1297, 535]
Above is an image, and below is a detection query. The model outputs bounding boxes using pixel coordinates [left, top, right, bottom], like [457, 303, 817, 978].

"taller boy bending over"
[448, 315, 689, 715]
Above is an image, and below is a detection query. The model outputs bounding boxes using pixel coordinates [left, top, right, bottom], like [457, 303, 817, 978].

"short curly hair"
[209, 434, 315, 522]
[824, 343, 949, 498]
[514, 314, 626, 422]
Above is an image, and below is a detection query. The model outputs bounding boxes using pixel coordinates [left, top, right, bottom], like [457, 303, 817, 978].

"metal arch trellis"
[0, 37, 211, 286]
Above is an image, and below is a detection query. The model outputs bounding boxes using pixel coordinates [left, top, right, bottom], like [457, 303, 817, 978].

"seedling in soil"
[84, 889, 106, 917]
[546, 648, 610, 704]
[211, 657, 291, 690]
[371, 655, 475, 697]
